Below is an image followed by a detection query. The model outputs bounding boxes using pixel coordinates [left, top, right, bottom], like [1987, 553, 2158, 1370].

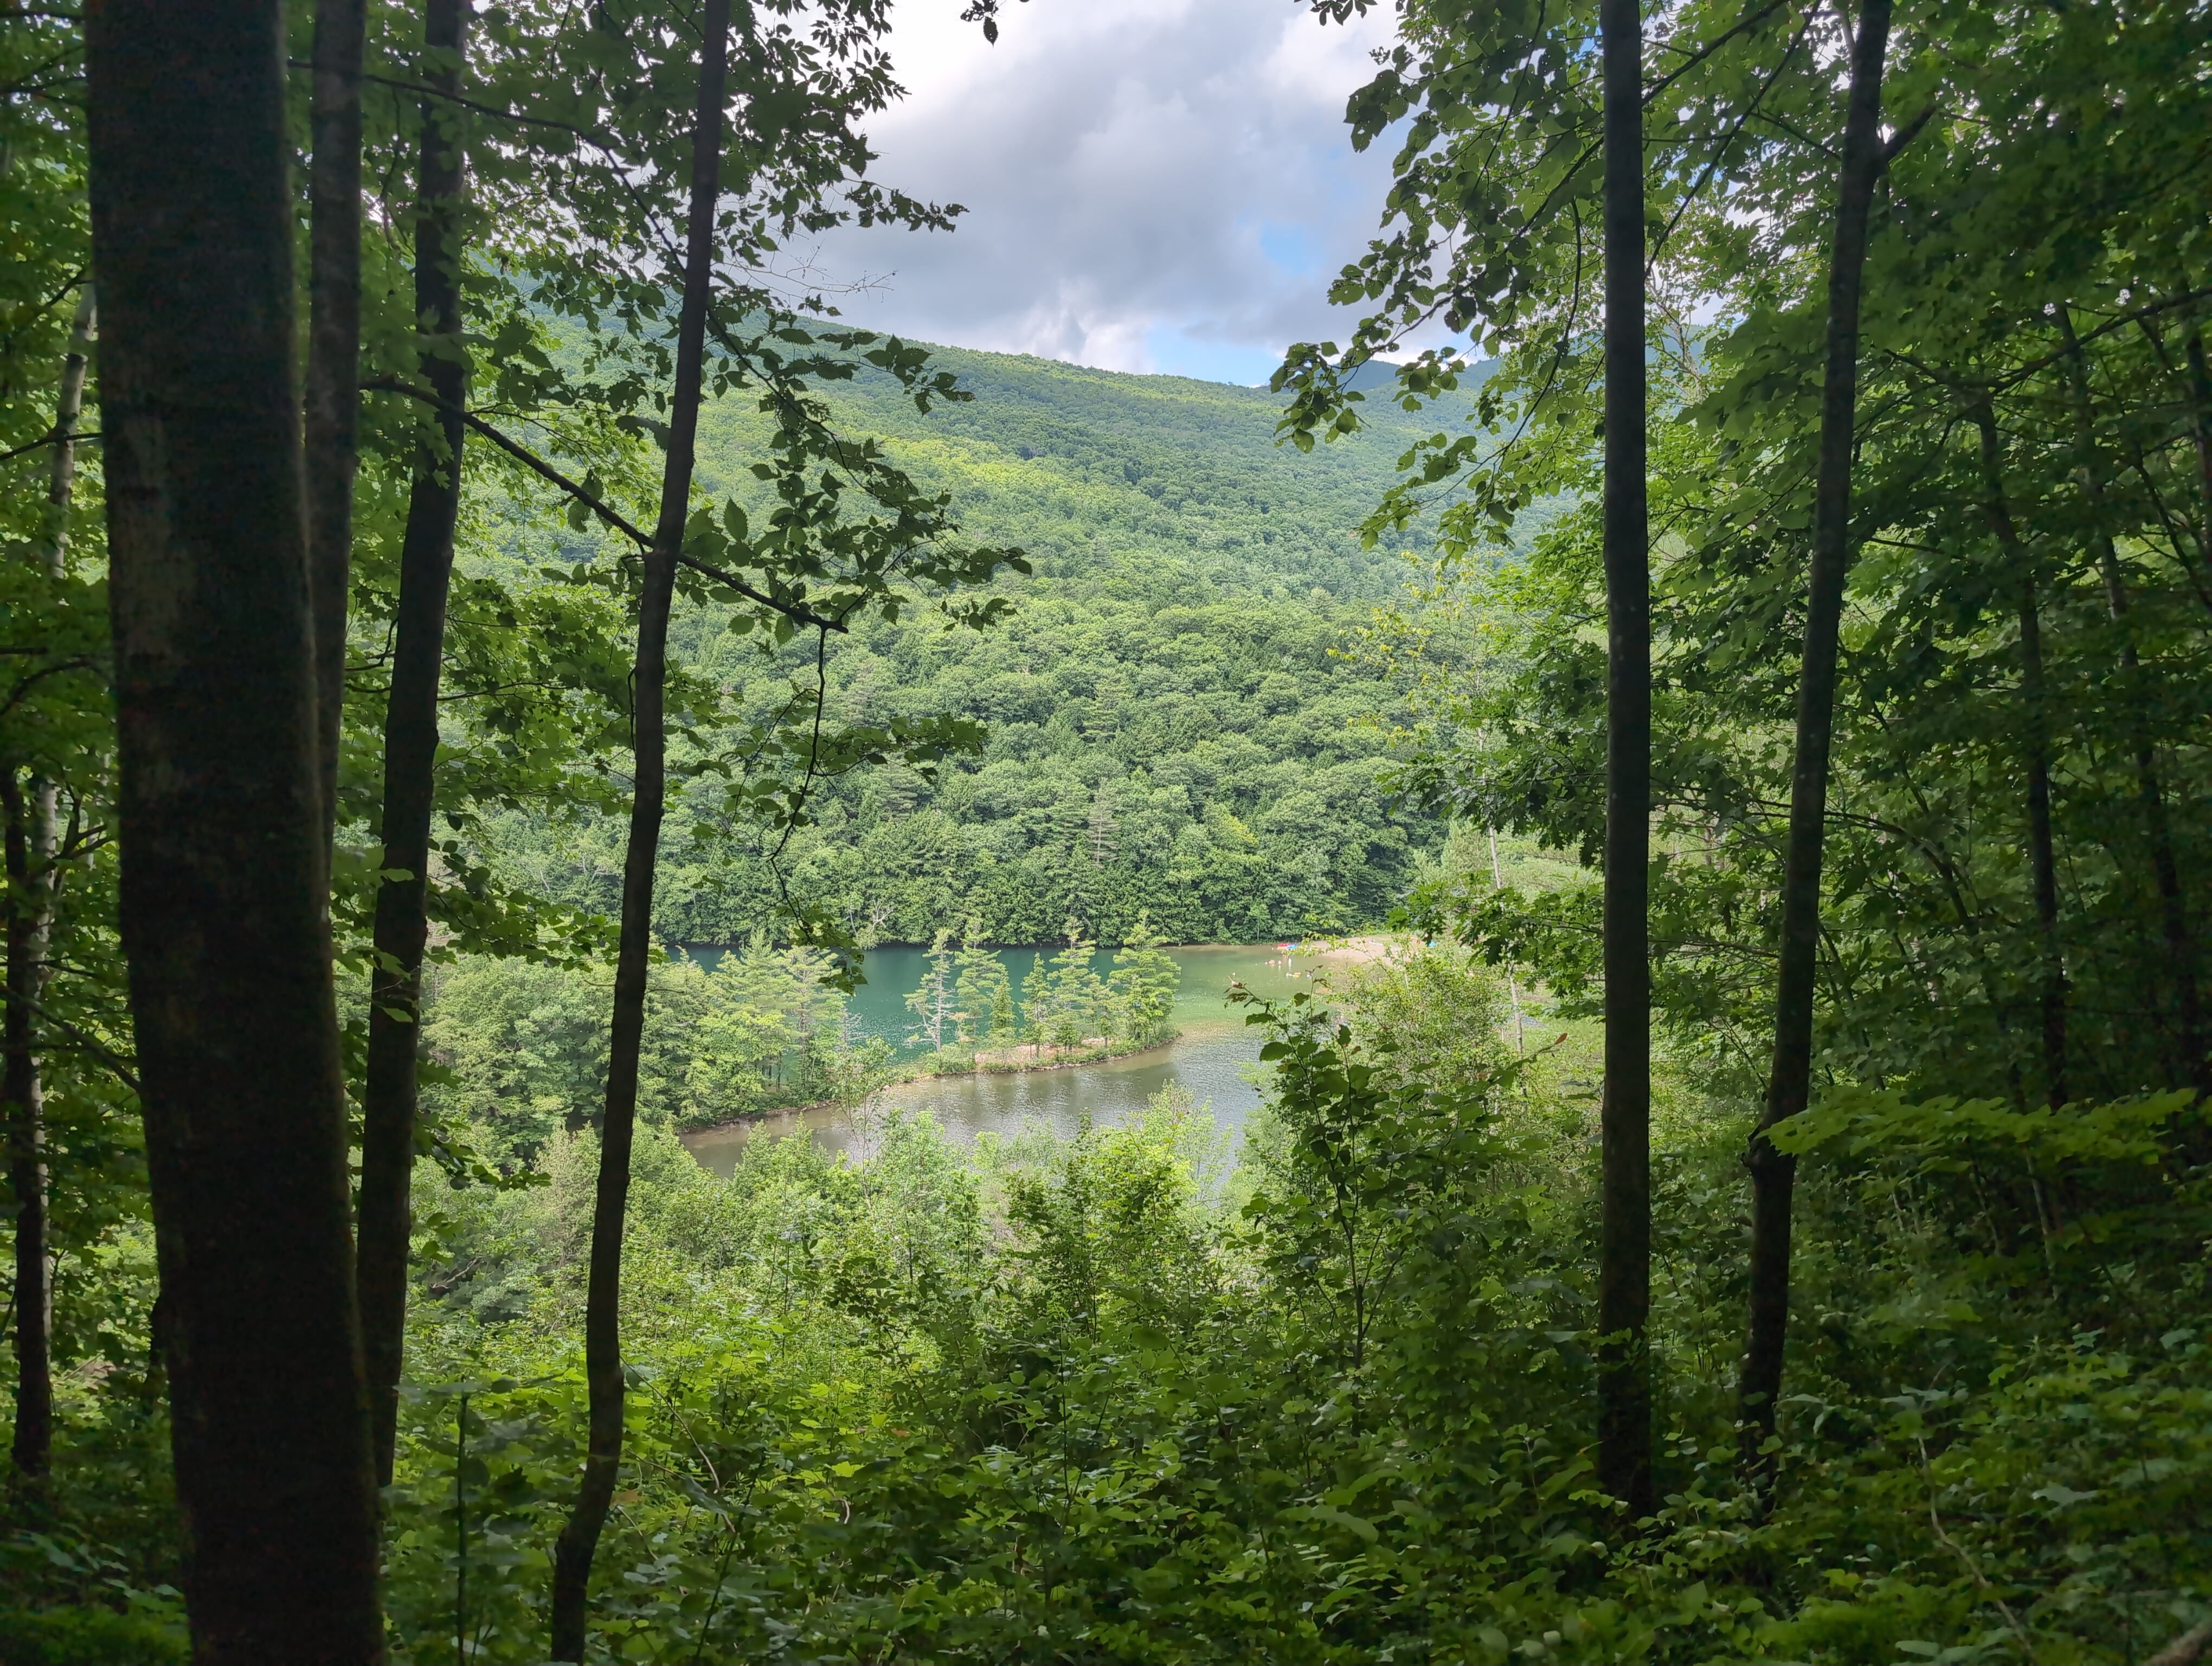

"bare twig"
[24, 993, 139, 1095]
[426, 1257, 480, 1296]
[0, 428, 101, 466]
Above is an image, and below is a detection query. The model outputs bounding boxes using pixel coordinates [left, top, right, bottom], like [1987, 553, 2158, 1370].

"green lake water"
[680, 943, 1317, 1175]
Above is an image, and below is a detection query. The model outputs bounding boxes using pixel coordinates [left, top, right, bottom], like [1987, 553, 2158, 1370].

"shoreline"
[676, 1030, 1185, 1140]
[936, 1030, 1179, 1075]
[674, 935, 1412, 1145]
[676, 932, 1399, 960]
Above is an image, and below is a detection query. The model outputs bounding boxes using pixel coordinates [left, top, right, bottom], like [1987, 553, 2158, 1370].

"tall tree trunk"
[8, 285, 91, 1483]
[548, 0, 730, 1651]
[305, 0, 368, 837]
[2060, 309, 2202, 1091]
[83, 2, 382, 1658]
[1736, 0, 1894, 1483]
[2018, 574, 2066, 1108]
[1597, 0, 1652, 1521]
[2187, 325, 2212, 569]
[357, 0, 471, 1489]
[1975, 406, 2068, 1108]
[3, 772, 55, 1482]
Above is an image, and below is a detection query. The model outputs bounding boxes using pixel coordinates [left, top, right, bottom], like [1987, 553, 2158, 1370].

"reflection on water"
[680, 943, 1320, 1177]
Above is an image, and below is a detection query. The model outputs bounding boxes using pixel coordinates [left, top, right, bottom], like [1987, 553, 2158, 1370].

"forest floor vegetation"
[9, 948, 2207, 1663]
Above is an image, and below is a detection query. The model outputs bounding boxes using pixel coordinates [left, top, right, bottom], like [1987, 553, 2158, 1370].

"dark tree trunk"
[2061, 310, 2202, 1091]
[1597, 0, 1652, 1522]
[8, 286, 91, 1483]
[2018, 575, 2066, 1107]
[357, 0, 471, 1489]
[305, 0, 368, 837]
[2188, 327, 2212, 567]
[547, 0, 730, 1652]
[1737, 0, 1893, 1483]
[3, 771, 54, 1482]
[84, 2, 382, 1658]
[1975, 406, 2068, 1108]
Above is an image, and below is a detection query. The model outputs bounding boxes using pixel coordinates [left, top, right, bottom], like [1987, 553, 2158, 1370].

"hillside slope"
[491, 343, 1473, 948]
[694, 343, 1456, 600]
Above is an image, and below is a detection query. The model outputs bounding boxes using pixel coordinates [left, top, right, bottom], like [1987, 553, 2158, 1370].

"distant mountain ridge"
[693, 337, 1486, 604]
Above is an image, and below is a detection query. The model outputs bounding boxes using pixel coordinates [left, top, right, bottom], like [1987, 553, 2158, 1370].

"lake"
[680, 942, 1319, 1176]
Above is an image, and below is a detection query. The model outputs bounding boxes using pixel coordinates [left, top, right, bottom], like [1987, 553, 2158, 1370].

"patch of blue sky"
[1258, 220, 1322, 278]
[1142, 325, 1285, 387]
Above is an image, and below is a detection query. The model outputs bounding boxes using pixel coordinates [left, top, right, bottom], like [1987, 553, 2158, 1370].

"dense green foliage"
[479, 349, 1464, 949]
[7, 0, 2212, 1660]
[415, 945, 861, 1163]
[43, 949, 2192, 1665]
[407, 929, 1184, 1160]
[1345, 0, 2212, 1110]
[366, 958, 2203, 1666]
[11, 945, 2212, 1663]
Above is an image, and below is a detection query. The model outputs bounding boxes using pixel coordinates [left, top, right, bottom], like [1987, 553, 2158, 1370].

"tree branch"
[0, 428, 101, 466]
[363, 378, 845, 634]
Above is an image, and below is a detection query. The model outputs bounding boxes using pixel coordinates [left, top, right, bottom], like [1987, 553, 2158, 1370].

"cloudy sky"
[796, 0, 1403, 385]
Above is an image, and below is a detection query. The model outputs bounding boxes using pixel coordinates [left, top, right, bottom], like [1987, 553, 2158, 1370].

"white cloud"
[797, 0, 1401, 382]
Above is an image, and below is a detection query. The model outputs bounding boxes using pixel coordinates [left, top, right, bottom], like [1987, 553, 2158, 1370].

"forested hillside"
[14, 2, 2212, 1664]
[483, 348, 1467, 947]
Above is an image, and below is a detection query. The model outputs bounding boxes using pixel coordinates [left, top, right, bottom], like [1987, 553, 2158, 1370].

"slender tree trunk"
[2018, 575, 2066, 1108]
[8, 286, 91, 1483]
[1597, 0, 1652, 1521]
[1975, 406, 2068, 1108]
[34, 287, 95, 572]
[1487, 827, 1526, 1056]
[2060, 310, 2202, 1091]
[2187, 326, 2212, 568]
[306, 0, 368, 837]
[84, 2, 382, 1658]
[548, 0, 729, 1651]
[1737, 0, 1893, 1483]
[357, 0, 471, 1489]
[3, 772, 55, 1482]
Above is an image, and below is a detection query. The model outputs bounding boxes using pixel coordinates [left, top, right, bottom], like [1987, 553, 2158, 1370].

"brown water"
[680, 943, 1316, 1176]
